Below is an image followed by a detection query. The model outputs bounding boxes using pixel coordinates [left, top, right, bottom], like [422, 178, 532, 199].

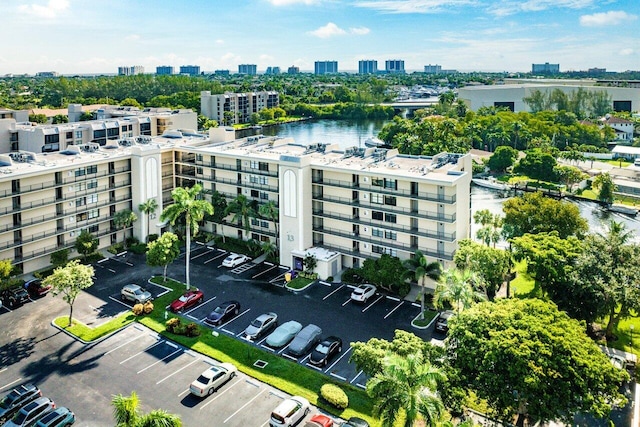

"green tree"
[259, 200, 279, 252]
[51, 114, 68, 124]
[522, 89, 550, 113]
[224, 194, 257, 238]
[473, 209, 503, 247]
[434, 269, 486, 313]
[113, 209, 138, 244]
[402, 250, 442, 320]
[448, 298, 628, 425]
[50, 249, 69, 267]
[0, 259, 13, 289]
[554, 165, 585, 191]
[146, 232, 180, 283]
[204, 190, 228, 242]
[161, 184, 213, 289]
[592, 172, 617, 205]
[74, 230, 98, 261]
[138, 198, 158, 242]
[367, 353, 445, 427]
[514, 148, 557, 181]
[486, 145, 518, 172]
[43, 260, 94, 326]
[453, 240, 510, 300]
[260, 240, 277, 262]
[360, 254, 407, 295]
[111, 391, 182, 427]
[502, 191, 588, 239]
[28, 113, 48, 123]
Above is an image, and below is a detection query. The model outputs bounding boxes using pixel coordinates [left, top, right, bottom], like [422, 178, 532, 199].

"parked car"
[4, 396, 55, 427]
[342, 417, 369, 427]
[24, 279, 51, 298]
[265, 320, 302, 348]
[244, 312, 278, 340]
[169, 289, 204, 312]
[34, 407, 75, 427]
[189, 363, 237, 397]
[350, 284, 376, 303]
[0, 287, 30, 309]
[204, 300, 241, 326]
[304, 414, 334, 427]
[309, 336, 343, 367]
[288, 324, 322, 357]
[269, 396, 310, 427]
[435, 310, 455, 334]
[120, 284, 153, 304]
[222, 253, 250, 268]
[0, 384, 42, 423]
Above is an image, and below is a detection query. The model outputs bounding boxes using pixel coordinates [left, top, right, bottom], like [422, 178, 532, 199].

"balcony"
[189, 173, 279, 193]
[197, 161, 279, 177]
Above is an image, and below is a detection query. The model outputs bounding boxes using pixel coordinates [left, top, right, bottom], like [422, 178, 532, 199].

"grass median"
[53, 313, 136, 342]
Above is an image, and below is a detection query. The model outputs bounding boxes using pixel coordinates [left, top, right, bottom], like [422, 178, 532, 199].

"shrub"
[166, 317, 180, 333]
[130, 243, 147, 254]
[341, 268, 364, 284]
[326, 276, 334, 283]
[320, 383, 348, 409]
[185, 323, 200, 337]
[50, 249, 69, 266]
[392, 281, 411, 298]
[132, 303, 144, 316]
[108, 243, 125, 254]
[125, 236, 140, 248]
[143, 301, 154, 314]
[147, 234, 159, 243]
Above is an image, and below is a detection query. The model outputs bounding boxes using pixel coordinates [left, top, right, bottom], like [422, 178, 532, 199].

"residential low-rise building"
[600, 116, 635, 143]
[200, 91, 279, 125]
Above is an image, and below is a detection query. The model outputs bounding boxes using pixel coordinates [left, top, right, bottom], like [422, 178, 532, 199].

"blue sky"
[1, 0, 638, 74]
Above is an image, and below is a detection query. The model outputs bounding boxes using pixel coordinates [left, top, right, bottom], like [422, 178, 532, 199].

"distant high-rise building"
[35, 71, 59, 78]
[180, 65, 201, 76]
[385, 60, 405, 74]
[238, 64, 257, 75]
[118, 66, 144, 76]
[588, 67, 606, 75]
[424, 64, 442, 74]
[532, 62, 560, 74]
[358, 60, 378, 74]
[156, 66, 174, 75]
[215, 70, 230, 76]
[265, 66, 281, 75]
[287, 66, 300, 75]
[315, 61, 338, 75]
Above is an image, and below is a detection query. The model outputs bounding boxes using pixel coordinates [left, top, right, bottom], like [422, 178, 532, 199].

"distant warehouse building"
[458, 84, 640, 113]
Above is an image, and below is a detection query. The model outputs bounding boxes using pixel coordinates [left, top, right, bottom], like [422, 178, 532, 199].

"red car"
[169, 290, 204, 312]
[304, 414, 334, 427]
[24, 279, 52, 298]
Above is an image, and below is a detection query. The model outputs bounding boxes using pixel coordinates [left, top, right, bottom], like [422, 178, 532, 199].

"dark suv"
[24, 279, 52, 298]
[0, 287, 30, 309]
[0, 384, 42, 423]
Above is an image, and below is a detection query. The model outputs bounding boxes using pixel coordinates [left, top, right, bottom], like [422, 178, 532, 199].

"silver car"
[288, 324, 323, 357]
[244, 312, 278, 340]
[120, 284, 152, 304]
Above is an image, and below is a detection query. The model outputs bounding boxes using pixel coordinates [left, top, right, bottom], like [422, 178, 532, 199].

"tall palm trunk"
[185, 216, 191, 290]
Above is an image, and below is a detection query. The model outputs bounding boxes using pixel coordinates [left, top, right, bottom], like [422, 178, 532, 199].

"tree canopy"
[453, 239, 510, 300]
[44, 260, 94, 326]
[146, 232, 181, 282]
[447, 298, 629, 425]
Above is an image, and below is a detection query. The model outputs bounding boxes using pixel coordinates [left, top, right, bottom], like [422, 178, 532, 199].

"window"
[87, 194, 98, 204]
[372, 177, 383, 187]
[66, 131, 73, 139]
[251, 218, 259, 226]
[87, 180, 98, 189]
[372, 245, 397, 257]
[372, 211, 383, 221]
[76, 212, 87, 221]
[75, 168, 85, 177]
[121, 126, 127, 132]
[249, 175, 259, 184]
[384, 179, 397, 190]
[384, 230, 397, 240]
[87, 165, 97, 174]
[261, 220, 269, 227]
[384, 195, 396, 206]
[75, 130, 83, 139]
[76, 197, 86, 207]
[372, 228, 383, 237]
[44, 134, 60, 144]
[88, 209, 99, 219]
[260, 192, 269, 200]
[259, 162, 269, 171]
[74, 182, 85, 191]
[249, 161, 259, 169]
[385, 213, 396, 223]
[251, 190, 259, 198]
[196, 154, 203, 162]
[196, 167, 203, 175]
[82, 225, 99, 233]
[371, 193, 383, 204]
[259, 176, 268, 185]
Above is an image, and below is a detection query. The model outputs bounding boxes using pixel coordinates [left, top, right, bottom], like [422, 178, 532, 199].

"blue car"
[35, 407, 75, 427]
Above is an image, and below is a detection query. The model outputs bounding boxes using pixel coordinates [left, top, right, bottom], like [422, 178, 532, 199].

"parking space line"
[0, 368, 6, 374]
[411, 302, 421, 308]
[0, 378, 22, 391]
[1, 305, 11, 313]
[137, 349, 182, 374]
[384, 301, 405, 319]
[300, 354, 311, 364]
[326, 347, 351, 373]
[330, 373, 347, 381]
[318, 281, 332, 287]
[362, 295, 384, 313]
[386, 295, 401, 302]
[204, 252, 228, 264]
[156, 358, 201, 384]
[105, 331, 146, 355]
[108, 296, 134, 309]
[282, 353, 297, 361]
[147, 279, 173, 293]
[323, 284, 345, 301]
[277, 345, 291, 355]
[178, 388, 191, 397]
[199, 378, 243, 410]
[120, 341, 162, 364]
[341, 298, 351, 307]
[184, 296, 216, 316]
[223, 388, 267, 424]
[220, 308, 251, 329]
[251, 264, 278, 279]
[191, 249, 214, 260]
[350, 370, 364, 384]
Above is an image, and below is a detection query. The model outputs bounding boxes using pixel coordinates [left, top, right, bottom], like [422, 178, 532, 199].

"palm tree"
[112, 392, 181, 427]
[261, 240, 277, 262]
[259, 200, 279, 251]
[402, 250, 442, 320]
[113, 209, 138, 245]
[161, 184, 213, 289]
[367, 353, 446, 427]
[434, 269, 486, 314]
[138, 198, 158, 242]
[225, 194, 257, 238]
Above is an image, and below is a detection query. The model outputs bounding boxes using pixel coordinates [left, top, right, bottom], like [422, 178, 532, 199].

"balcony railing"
[196, 161, 279, 177]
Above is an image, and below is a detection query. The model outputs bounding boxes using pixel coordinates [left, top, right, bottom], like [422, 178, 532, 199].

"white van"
[269, 396, 310, 427]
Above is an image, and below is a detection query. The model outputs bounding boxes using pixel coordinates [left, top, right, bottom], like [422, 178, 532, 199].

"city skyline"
[1, 0, 638, 75]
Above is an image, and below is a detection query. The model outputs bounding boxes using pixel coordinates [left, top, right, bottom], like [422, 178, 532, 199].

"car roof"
[21, 397, 51, 412]
[256, 312, 275, 321]
[123, 284, 141, 290]
[439, 310, 455, 319]
[37, 407, 71, 424]
[298, 324, 321, 337]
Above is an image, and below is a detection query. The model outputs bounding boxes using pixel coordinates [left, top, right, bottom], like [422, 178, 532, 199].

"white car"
[269, 396, 310, 427]
[222, 253, 250, 268]
[189, 363, 238, 397]
[350, 284, 377, 303]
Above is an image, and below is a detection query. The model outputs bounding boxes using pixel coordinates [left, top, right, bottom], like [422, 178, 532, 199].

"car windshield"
[251, 318, 264, 328]
[178, 295, 189, 302]
[196, 375, 209, 384]
[13, 410, 28, 424]
[214, 306, 225, 314]
[353, 288, 364, 295]
[315, 344, 329, 354]
[134, 289, 144, 295]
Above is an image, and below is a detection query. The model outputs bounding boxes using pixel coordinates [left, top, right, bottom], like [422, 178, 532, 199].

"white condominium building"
[200, 91, 280, 125]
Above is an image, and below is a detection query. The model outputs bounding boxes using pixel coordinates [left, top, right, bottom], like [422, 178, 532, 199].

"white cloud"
[260, 54, 275, 61]
[488, 0, 595, 16]
[355, 0, 477, 14]
[215, 39, 224, 45]
[125, 34, 141, 42]
[267, 0, 319, 5]
[18, 0, 69, 18]
[580, 11, 637, 27]
[619, 48, 634, 56]
[308, 23, 371, 38]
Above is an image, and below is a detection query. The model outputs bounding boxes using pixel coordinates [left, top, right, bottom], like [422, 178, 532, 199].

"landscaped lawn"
[53, 313, 136, 342]
[510, 260, 538, 298]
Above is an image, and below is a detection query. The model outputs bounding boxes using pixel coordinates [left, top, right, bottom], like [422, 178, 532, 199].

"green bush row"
[320, 383, 349, 409]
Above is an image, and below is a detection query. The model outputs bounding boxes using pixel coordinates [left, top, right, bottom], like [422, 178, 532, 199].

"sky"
[0, 0, 638, 75]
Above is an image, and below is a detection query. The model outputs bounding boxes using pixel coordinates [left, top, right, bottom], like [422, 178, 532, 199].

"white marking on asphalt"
[307, 364, 323, 371]
[147, 279, 172, 293]
[224, 389, 267, 423]
[204, 252, 228, 264]
[411, 302, 421, 308]
[200, 378, 243, 410]
[362, 295, 384, 313]
[116, 251, 127, 257]
[384, 301, 405, 319]
[0, 378, 22, 391]
[120, 341, 162, 364]
[323, 284, 345, 301]
[277, 345, 290, 355]
[97, 258, 109, 264]
[105, 332, 146, 355]
[356, 384, 366, 390]
[191, 249, 213, 260]
[156, 358, 201, 384]
[178, 388, 190, 397]
[300, 354, 311, 364]
[138, 349, 181, 374]
[326, 347, 351, 373]
[330, 373, 347, 381]
[282, 353, 297, 361]
[341, 298, 351, 307]
[184, 296, 216, 316]
[108, 296, 133, 309]
[252, 264, 278, 279]
[318, 281, 332, 287]
[386, 295, 400, 302]
[261, 344, 275, 352]
[350, 370, 364, 384]
[186, 315, 198, 320]
[220, 308, 250, 329]
[166, 341, 178, 349]
[0, 368, 6, 374]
